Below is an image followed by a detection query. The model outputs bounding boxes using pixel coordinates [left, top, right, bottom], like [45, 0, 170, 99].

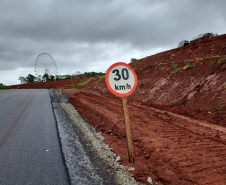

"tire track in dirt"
[68, 92, 226, 185]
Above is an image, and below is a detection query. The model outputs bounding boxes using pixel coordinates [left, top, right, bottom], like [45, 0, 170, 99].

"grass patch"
[142, 96, 154, 102]
[95, 75, 106, 83]
[79, 78, 95, 85]
[214, 103, 225, 111]
[187, 100, 191, 105]
[184, 58, 192, 62]
[183, 63, 195, 70]
[170, 64, 183, 74]
[67, 87, 79, 91]
[211, 54, 220, 58]
[217, 56, 226, 64]
[99, 75, 106, 79]
[196, 58, 203, 61]
[138, 68, 143, 72]
[155, 63, 167, 70]
[170, 99, 178, 104]
[71, 83, 76, 88]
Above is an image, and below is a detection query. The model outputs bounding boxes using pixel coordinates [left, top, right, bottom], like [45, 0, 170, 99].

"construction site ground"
[11, 33, 226, 185]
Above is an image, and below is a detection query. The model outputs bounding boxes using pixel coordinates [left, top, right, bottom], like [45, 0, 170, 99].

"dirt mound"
[11, 33, 226, 184]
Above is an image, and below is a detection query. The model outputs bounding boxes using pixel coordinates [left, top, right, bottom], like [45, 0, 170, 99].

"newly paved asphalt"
[0, 89, 69, 185]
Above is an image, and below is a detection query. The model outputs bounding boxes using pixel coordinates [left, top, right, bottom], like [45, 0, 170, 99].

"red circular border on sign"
[105, 62, 137, 97]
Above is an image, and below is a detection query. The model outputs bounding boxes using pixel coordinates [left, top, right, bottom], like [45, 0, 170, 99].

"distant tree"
[0, 83, 6, 90]
[50, 75, 55, 81]
[18, 76, 23, 84]
[58, 75, 63, 80]
[18, 76, 27, 84]
[130, 58, 137, 63]
[55, 75, 60, 80]
[37, 75, 42, 82]
[26, 74, 36, 84]
[42, 73, 50, 82]
[65, 75, 71, 79]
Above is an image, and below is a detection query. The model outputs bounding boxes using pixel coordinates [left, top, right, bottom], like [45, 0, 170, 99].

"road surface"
[0, 89, 69, 185]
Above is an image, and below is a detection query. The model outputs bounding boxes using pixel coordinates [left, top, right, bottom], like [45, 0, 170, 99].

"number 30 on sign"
[105, 62, 137, 97]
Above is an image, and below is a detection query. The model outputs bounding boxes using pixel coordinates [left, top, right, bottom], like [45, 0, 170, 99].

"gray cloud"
[0, 0, 226, 85]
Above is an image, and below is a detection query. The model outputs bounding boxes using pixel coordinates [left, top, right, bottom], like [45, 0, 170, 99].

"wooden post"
[122, 96, 134, 163]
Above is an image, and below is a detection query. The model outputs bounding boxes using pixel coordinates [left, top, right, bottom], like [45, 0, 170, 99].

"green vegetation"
[142, 96, 154, 102]
[138, 68, 143, 72]
[170, 99, 178, 104]
[155, 66, 160, 70]
[170, 64, 183, 74]
[211, 54, 220, 58]
[184, 58, 192, 61]
[155, 63, 167, 70]
[187, 100, 191, 105]
[183, 63, 195, 70]
[0, 83, 13, 90]
[68, 83, 79, 91]
[19, 74, 36, 84]
[196, 58, 203, 61]
[130, 58, 137, 63]
[214, 103, 225, 111]
[133, 68, 138, 71]
[99, 75, 106, 79]
[95, 75, 106, 84]
[18, 71, 105, 84]
[217, 56, 226, 64]
[0, 83, 6, 90]
[79, 78, 95, 85]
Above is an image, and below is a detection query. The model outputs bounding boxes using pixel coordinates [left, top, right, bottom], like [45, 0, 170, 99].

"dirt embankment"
[12, 34, 226, 122]
[11, 33, 226, 184]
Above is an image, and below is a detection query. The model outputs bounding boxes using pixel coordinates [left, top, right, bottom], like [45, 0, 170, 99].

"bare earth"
[11, 33, 226, 184]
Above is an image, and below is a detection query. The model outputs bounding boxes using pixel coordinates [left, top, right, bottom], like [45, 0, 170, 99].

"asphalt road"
[0, 89, 69, 185]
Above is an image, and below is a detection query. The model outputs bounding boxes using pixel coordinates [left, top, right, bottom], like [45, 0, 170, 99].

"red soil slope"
[11, 34, 226, 184]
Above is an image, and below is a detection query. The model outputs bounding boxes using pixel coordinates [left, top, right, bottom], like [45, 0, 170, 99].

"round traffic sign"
[105, 62, 137, 97]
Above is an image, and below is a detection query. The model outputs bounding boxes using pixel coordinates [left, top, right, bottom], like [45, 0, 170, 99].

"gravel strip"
[53, 90, 143, 185]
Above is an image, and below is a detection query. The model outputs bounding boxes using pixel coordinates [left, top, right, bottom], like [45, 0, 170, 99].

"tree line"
[18, 71, 105, 84]
[18, 58, 138, 84]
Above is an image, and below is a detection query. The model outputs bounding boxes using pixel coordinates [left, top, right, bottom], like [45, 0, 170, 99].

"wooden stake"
[122, 96, 134, 163]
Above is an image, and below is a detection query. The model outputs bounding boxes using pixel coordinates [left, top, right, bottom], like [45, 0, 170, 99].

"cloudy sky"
[0, 0, 226, 85]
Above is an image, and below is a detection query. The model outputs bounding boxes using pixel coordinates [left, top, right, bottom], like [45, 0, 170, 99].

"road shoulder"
[50, 90, 142, 185]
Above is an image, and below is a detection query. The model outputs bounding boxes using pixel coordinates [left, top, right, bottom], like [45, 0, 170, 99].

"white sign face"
[106, 62, 137, 97]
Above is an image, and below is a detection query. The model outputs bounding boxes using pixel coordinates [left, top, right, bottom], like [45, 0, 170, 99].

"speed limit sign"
[105, 62, 137, 97]
[105, 62, 137, 163]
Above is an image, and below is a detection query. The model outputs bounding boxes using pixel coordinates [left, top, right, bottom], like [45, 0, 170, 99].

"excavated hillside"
[13, 33, 226, 125]
[11, 33, 226, 185]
